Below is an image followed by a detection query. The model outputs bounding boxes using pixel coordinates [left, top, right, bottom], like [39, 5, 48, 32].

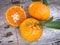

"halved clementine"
[6, 6, 26, 27]
[28, 2, 50, 20]
[20, 18, 43, 42]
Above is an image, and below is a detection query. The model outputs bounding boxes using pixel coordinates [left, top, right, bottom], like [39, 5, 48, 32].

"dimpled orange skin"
[28, 2, 50, 20]
[6, 6, 26, 27]
[20, 18, 43, 42]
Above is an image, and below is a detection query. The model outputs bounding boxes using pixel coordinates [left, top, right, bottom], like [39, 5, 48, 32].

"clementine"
[6, 6, 26, 27]
[28, 2, 50, 20]
[20, 18, 42, 42]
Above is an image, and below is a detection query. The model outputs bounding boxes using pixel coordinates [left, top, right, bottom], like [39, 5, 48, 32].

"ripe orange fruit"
[20, 18, 43, 42]
[6, 6, 26, 27]
[28, 2, 50, 20]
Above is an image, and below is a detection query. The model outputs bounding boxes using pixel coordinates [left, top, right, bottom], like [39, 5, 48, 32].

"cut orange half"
[6, 6, 26, 27]
[20, 18, 43, 42]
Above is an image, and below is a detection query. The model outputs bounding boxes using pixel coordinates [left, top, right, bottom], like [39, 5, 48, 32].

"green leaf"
[39, 17, 53, 26]
[45, 17, 60, 29]
[46, 17, 53, 23]
[39, 17, 60, 29]
[32, 0, 48, 6]
[45, 21, 60, 29]
[32, 0, 41, 2]
[43, 0, 48, 5]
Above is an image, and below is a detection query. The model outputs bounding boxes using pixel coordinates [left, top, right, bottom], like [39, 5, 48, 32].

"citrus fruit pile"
[6, 2, 50, 42]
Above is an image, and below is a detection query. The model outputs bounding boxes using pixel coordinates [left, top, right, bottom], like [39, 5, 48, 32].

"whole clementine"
[20, 18, 43, 42]
[28, 2, 50, 20]
[6, 6, 26, 27]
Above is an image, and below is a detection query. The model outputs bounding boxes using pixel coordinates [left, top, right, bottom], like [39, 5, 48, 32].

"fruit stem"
[43, 0, 48, 5]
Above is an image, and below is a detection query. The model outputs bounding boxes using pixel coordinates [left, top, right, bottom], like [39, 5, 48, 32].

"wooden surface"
[0, 0, 60, 45]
